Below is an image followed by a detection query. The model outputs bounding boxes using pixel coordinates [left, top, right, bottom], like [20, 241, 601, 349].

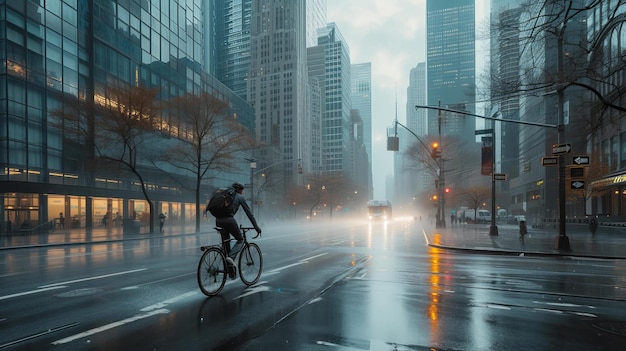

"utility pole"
[436, 102, 445, 228]
[555, 25, 571, 251]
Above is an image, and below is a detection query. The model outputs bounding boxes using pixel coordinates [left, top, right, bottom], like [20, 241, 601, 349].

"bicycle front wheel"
[197, 247, 227, 296]
[238, 242, 262, 286]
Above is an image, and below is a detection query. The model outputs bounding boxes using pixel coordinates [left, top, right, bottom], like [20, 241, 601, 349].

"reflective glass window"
[45, 11, 62, 33]
[47, 1, 62, 17]
[29, 144, 43, 168]
[8, 141, 26, 165]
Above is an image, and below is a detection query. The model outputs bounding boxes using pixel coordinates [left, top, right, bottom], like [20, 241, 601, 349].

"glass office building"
[0, 0, 254, 233]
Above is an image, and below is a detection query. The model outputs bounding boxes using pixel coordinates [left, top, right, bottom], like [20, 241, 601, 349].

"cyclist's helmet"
[232, 182, 245, 190]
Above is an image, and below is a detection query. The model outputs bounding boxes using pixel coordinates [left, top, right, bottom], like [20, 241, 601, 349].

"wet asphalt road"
[1, 217, 625, 350]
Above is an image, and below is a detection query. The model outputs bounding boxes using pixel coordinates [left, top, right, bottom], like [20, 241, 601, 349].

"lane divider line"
[0, 286, 67, 301]
[38, 268, 147, 288]
[51, 309, 169, 345]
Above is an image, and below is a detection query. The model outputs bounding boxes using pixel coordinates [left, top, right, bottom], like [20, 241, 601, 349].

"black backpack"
[207, 187, 237, 218]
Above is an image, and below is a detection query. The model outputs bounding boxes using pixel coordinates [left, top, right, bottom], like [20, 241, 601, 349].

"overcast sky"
[327, 1, 488, 200]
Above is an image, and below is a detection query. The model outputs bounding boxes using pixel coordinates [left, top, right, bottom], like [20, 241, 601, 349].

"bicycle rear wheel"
[197, 247, 227, 296]
[238, 242, 262, 286]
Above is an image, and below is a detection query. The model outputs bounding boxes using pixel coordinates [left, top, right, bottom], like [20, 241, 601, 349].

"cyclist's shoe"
[226, 257, 236, 279]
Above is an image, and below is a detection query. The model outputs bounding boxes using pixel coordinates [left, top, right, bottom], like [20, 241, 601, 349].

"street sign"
[573, 155, 590, 165]
[552, 143, 571, 155]
[493, 173, 507, 181]
[570, 167, 584, 178]
[571, 180, 585, 189]
[542, 156, 558, 166]
[475, 128, 494, 135]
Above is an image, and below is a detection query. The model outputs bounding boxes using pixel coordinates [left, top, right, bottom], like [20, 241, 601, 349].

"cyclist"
[205, 182, 261, 277]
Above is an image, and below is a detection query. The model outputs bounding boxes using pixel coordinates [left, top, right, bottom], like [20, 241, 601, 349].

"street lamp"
[248, 160, 257, 214]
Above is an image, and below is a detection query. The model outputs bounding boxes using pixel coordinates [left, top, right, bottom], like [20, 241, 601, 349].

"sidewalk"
[0, 224, 204, 250]
[423, 222, 626, 259]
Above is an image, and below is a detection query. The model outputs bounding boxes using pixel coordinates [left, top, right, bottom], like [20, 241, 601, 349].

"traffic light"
[431, 142, 441, 159]
[297, 163, 303, 174]
[445, 187, 450, 194]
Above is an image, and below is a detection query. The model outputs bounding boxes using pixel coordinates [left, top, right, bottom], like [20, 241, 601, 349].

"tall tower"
[315, 23, 352, 175]
[396, 62, 428, 205]
[211, 0, 253, 100]
[426, 0, 476, 144]
[351, 62, 372, 196]
[306, 0, 327, 47]
[247, 0, 308, 182]
[407, 62, 427, 136]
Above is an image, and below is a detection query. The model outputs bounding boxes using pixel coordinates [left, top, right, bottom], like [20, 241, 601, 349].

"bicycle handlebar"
[239, 225, 261, 239]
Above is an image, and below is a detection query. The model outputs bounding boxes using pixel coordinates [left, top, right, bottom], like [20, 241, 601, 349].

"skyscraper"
[351, 62, 372, 196]
[426, 0, 476, 144]
[315, 23, 352, 175]
[210, 0, 253, 100]
[247, 0, 309, 182]
[395, 62, 428, 205]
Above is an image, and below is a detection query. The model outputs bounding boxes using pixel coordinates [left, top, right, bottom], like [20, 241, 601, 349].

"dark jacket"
[207, 191, 260, 231]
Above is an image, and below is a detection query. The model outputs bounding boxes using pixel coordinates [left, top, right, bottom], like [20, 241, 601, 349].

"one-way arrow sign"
[573, 155, 590, 165]
[552, 143, 571, 155]
[542, 156, 558, 166]
[571, 180, 585, 189]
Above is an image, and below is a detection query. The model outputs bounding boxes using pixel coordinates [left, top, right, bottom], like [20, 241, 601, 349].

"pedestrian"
[589, 216, 598, 236]
[59, 212, 65, 229]
[159, 213, 166, 233]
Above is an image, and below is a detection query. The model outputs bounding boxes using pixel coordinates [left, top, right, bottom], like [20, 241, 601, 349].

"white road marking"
[51, 309, 169, 345]
[266, 253, 328, 273]
[39, 268, 147, 288]
[53, 290, 198, 345]
[0, 285, 67, 301]
[141, 291, 198, 312]
[234, 285, 271, 299]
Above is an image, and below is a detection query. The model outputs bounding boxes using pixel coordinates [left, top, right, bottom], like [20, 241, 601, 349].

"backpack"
[207, 187, 237, 218]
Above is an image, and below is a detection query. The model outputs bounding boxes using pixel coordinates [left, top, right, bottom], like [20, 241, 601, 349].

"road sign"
[552, 143, 571, 155]
[493, 173, 507, 181]
[570, 167, 584, 178]
[542, 156, 558, 166]
[475, 128, 494, 135]
[571, 180, 585, 190]
[573, 155, 590, 165]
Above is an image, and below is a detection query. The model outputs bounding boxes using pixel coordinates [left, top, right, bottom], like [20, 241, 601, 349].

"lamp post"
[555, 28, 571, 251]
[248, 159, 257, 214]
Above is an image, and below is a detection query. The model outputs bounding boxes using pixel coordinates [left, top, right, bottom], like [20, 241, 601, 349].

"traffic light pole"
[388, 119, 445, 227]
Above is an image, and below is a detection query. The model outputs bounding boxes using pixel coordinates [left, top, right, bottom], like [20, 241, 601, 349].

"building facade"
[350, 62, 372, 198]
[315, 23, 352, 175]
[426, 0, 476, 145]
[0, 0, 254, 233]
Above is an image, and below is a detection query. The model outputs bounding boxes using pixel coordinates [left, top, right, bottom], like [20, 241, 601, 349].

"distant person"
[205, 182, 261, 276]
[59, 212, 65, 229]
[159, 213, 166, 233]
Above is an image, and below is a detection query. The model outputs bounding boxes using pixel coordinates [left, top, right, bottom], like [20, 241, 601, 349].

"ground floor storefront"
[1, 193, 196, 234]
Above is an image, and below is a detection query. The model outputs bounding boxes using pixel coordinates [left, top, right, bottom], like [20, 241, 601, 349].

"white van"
[463, 209, 492, 223]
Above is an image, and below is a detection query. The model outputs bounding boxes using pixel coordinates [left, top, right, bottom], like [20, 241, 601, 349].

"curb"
[427, 243, 626, 260]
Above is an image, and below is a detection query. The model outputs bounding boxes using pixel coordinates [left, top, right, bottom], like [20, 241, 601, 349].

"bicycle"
[197, 226, 263, 296]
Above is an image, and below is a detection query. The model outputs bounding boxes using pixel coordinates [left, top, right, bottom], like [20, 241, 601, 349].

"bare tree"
[53, 83, 162, 233]
[162, 92, 255, 232]
[459, 185, 491, 223]
[489, 1, 626, 116]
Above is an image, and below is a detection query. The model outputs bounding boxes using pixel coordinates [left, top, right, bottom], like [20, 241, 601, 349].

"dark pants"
[215, 217, 243, 259]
